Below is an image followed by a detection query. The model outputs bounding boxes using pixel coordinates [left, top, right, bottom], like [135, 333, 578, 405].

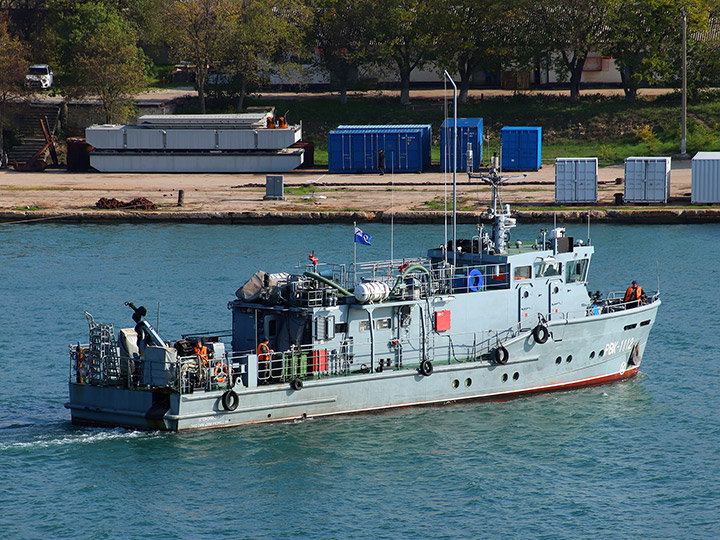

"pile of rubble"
[96, 197, 157, 211]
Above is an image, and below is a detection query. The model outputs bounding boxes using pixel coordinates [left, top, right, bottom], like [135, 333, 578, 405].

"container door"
[406, 133, 422, 171]
[645, 159, 667, 202]
[624, 159, 643, 202]
[385, 134, 398, 173]
[575, 160, 597, 202]
[555, 160, 575, 202]
[501, 130, 518, 170]
[341, 133, 352, 171]
[518, 130, 537, 170]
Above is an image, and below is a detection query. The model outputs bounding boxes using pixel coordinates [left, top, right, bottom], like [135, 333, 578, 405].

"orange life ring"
[214, 362, 228, 383]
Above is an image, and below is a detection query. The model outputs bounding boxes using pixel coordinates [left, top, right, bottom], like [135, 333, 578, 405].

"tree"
[371, 0, 439, 105]
[224, 0, 310, 112]
[164, 0, 240, 114]
[604, 0, 684, 101]
[74, 31, 148, 123]
[528, 0, 618, 102]
[308, 0, 375, 104]
[47, 0, 149, 122]
[433, 0, 517, 103]
[0, 14, 29, 167]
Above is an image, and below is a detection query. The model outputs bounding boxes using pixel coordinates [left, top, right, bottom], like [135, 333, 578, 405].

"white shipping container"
[624, 157, 671, 203]
[691, 152, 720, 203]
[555, 158, 598, 203]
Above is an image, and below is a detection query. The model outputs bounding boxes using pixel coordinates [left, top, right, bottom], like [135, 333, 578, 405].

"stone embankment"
[2, 207, 719, 225]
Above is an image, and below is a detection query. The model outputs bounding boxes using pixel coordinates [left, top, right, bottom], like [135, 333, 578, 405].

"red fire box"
[435, 310, 451, 332]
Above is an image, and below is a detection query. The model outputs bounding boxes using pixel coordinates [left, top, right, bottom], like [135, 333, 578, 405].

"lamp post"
[681, 6, 688, 157]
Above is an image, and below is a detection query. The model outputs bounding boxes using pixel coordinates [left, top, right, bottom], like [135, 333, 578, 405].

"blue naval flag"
[354, 226, 372, 246]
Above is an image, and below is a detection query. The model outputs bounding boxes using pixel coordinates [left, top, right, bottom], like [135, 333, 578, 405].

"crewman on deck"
[257, 337, 273, 382]
[624, 280, 643, 309]
[194, 338, 209, 365]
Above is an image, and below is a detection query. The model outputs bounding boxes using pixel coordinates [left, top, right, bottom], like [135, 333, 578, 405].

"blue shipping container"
[328, 125, 430, 173]
[440, 118, 483, 172]
[336, 125, 432, 169]
[500, 126, 542, 171]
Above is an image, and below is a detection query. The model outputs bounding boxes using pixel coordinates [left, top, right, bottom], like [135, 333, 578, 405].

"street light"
[681, 7, 687, 157]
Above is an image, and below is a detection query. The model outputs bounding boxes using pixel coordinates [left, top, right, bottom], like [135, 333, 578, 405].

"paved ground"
[0, 160, 692, 217]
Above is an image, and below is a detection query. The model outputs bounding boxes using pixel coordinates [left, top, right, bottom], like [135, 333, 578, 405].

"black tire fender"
[290, 378, 304, 391]
[419, 359, 433, 376]
[533, 324, 549, 344]
[221, 390, 239, 411]
[494, 346, 509, 365]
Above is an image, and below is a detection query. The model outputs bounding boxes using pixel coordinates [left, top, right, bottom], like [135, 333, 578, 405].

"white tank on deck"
[354, 281, 390, 303]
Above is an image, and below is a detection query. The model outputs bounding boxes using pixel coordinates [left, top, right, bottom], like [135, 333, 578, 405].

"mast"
[444, 70, 457, 269]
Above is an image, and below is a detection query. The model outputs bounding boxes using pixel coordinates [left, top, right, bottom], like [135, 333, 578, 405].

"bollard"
[177, 189, 184, 207]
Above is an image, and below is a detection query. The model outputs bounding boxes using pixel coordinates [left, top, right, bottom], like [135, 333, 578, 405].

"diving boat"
[66, 164, 660, 431]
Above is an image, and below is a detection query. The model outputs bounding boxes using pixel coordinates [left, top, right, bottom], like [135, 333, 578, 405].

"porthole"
[513, 372, 519, 381]
[452, 379, 460, 389]
[502, 373, 508, 383]
[566, 355, 573, 363]
[523, 291, 529, 298]
[590, 351, 595, 359]
[555, 356, 562, 365]
[465, 378, 472, 387]
[599, 349, 605, 357]
[553, 286, 560, 294]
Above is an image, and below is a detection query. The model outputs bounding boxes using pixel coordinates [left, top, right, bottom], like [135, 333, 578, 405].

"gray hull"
[67, 301, 658, 431]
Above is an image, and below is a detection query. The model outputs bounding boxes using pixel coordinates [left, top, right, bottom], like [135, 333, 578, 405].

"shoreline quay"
[3, 207, 720, 225]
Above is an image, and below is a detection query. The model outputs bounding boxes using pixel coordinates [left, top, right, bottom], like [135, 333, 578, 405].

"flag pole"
[391, 164, 394, 264]
[353, 221, 357, 287]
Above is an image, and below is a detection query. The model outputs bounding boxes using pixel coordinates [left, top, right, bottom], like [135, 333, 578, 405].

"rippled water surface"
[1, 222, 718, 539]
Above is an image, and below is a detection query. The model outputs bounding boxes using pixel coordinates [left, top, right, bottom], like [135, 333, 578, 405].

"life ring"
[494, 346, 509, 365]
[290, 378, 303, 391]
[221, 390, 239, 411]
[467, 269, 484, 292]
[214, 362, 228, 383]
[533, 324, 549, 344]
[419, 359, 433, 376]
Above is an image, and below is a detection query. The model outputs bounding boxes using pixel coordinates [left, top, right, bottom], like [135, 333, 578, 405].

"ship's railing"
[301, 258, 511, 299]
[69, 344, 235, 393]
[557, 290, 661, 320]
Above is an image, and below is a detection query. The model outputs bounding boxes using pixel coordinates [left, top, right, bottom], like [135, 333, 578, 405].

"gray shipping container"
[555, 158, 598, 203]
[624, 157, 671, 203]
[691, 152, 720, 203]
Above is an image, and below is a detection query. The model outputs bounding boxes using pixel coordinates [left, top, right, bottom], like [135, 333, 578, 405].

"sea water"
[0, 222, 718, 539]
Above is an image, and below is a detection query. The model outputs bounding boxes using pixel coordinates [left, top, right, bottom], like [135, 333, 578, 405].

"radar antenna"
[468, 155, 526, 254]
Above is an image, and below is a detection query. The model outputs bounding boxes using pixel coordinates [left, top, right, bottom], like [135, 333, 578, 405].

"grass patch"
[13, 205, 40, 211]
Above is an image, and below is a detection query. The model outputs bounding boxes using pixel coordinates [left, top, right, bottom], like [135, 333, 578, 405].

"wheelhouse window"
[566, 259, 588, 283]
[514, 265, 532, 280]
[537, 261, 562, 277]
[358, 320, 370, 332]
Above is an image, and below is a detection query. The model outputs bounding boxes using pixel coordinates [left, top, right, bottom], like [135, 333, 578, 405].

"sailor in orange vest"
[624, 280, 643, 309]
[194, 338, 209, 366]
[257, 337, 273, 382]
